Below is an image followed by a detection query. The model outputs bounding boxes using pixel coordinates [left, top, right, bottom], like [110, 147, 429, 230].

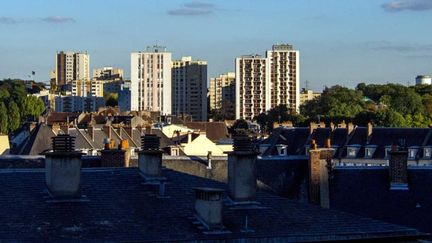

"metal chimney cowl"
[193, 187, 225, 228]
[226, 134, 259, 202]
[138, 134, 163, 178]
[45, 135, 82, 198]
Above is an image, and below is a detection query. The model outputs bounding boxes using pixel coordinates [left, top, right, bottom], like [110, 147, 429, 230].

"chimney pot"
[138, 134, 163, 178]
[193, 187, 224, 229]
[45, 134, 82, 198]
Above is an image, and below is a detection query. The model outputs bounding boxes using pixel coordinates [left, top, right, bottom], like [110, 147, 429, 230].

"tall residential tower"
[55, 51, 90, 86]
[172, 56, 208, 121]
[209, 72, 236, 119]
[235, 44, 300, 120]
[130, 46, 172, 114]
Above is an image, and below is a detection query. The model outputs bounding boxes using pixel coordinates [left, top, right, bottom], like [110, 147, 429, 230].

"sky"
[0, 0, 432, 91]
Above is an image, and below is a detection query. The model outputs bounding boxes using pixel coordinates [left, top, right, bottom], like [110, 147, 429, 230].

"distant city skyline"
[1, 0, 432, 91]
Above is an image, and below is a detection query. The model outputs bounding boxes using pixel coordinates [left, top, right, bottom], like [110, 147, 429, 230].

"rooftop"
[0, 167, 424, 241]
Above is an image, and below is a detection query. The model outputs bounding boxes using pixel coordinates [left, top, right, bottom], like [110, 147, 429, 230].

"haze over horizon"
[1, 0, 431, 91]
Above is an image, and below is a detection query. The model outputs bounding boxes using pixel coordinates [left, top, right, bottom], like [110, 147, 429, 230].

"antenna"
[305, 80, 309, 90]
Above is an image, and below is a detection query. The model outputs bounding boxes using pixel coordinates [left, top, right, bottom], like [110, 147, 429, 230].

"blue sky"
[0, 0, 432, 91]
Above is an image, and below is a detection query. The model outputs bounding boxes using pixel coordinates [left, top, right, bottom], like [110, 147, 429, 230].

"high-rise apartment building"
[130, 46, 172, 114]
[267, 44, 300, 112]
[93, 67, 124, 80]
[71, 80, 104, 97]
[235, 44, 300, 120]
[55, 51, 90, 86]
[209, 72, 235, 119]
[235, 55, 270, 120]
[172, 56, 208, 121]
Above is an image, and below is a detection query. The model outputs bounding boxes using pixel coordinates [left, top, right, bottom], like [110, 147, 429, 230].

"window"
[348, 148, 357, 158]
[424, 147, 431, 158]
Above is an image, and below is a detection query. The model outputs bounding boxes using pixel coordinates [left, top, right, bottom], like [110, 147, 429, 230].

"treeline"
[255, 83, 432, 131]
[0, 79, 45, 134]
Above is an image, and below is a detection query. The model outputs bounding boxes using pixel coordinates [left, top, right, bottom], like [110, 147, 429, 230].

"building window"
[424, 148, 431, 159]
[348, 148, 357, 158]
[408, 149, 418, 159]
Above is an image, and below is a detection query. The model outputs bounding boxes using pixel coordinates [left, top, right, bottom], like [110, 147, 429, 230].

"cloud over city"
[382, 0, 432, 12]
[168, 1, 216, 16]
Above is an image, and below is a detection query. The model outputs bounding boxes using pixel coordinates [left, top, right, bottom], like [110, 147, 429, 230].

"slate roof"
[262, 127, 309, 156]
[341, 127, 430, 159]
[331, 167, 432, 234]
[18, 124, 56, 155]
[185, 122, 229, 143]
[0, 167, 424, 241]
[47, 112, 79, 125]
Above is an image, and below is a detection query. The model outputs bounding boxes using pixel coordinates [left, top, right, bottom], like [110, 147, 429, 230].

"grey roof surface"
[331, 167, 432, 234]
[0, 167, 424, 241]
[19, 124, 56, 155]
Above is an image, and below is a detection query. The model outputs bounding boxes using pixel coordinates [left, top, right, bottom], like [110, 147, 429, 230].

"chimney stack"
[308, 148, 334, 208]
[138, 134, 163, 180]
[193, 187, 225, 230]
[103, 125, 112, 139]
[389, 149, 409, 190]
[45, 134, 82, 198]
[309, 122, 318, 134]
[347, 122, 354, 135]
[60, 124, 69, 135]
[187, 131, 192, 144]
[88, 125, 94, 141]
[338, 120, 347, 128]
[226, 134, 259, 203]
[367, 122, 373, 142]
[100, 139, 128, 167]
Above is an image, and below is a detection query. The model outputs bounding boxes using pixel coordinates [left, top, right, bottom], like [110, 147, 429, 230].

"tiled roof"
[47, 112, 78, 125]
[0, 168, 424, 241]
[262, 127, 309, 156]
[185, 122, 229, 143]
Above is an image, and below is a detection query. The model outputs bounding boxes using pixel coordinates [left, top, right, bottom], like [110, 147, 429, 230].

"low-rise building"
[299, 89, 320, 104]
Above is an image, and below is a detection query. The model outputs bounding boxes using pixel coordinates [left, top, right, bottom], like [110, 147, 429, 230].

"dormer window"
[385, 146, 393, 159]
[424, 147, 432, 159]
[364, 145, 377, 159]
[276, 144, 287, 156]
[347, 145, 361, 158]
[408, 147, 419, 160]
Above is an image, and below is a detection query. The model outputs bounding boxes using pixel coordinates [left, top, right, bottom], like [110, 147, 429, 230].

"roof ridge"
[75, 125, 95, 149]
[120, 127, 139, 148]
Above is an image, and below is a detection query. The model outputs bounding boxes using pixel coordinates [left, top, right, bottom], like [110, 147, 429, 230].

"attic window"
[408, 148, 418, 159]
[347, 145, 361, 158]
[364, 145, 377, 159]
[424, 147, 431, 159]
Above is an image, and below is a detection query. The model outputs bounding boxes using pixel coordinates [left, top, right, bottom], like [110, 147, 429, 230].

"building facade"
[235, 44, 300, 120]
[54, 95, 105, 112]
[118, 82, 132, 112]
[172, 56, 208, 121]
[235, 55, 270, 120]
[71, 80, 104, 97]
[267, 44, 300, 112]
[416, 75, 432, 85]
[55, 51, 90, 86]
[130, 46, 172, 114]
[300, 89, 321, 104]
[93, 67, 124, 80]
[209, 72, 235, 118]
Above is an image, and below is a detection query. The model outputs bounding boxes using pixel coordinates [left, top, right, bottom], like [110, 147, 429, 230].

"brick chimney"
[308, 148, 334, 208]
[60, 124, 69, 135]
[100, 141, 127, 167]
[367, 122, 373, 142]
[226, 134, 259, 202]
[187, 132, 192, 144]
[103, 125, 111, 139]
[309, 122, 318, 134]
[389, 149, 409, 190]
[138, 134, 163, 179]
[88, 125, 94, 141]
[347, 122, 354, 135]
[193, 187, 225, 229]
[45, 134, 82, 198]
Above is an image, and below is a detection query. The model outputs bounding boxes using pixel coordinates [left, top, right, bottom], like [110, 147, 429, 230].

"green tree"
[375, 109, 407, 127]
[21, 96, 45, 121]
[105, 93, 118, 107]
[8, 101, 20, 132]
[0, 102, 8, 134]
